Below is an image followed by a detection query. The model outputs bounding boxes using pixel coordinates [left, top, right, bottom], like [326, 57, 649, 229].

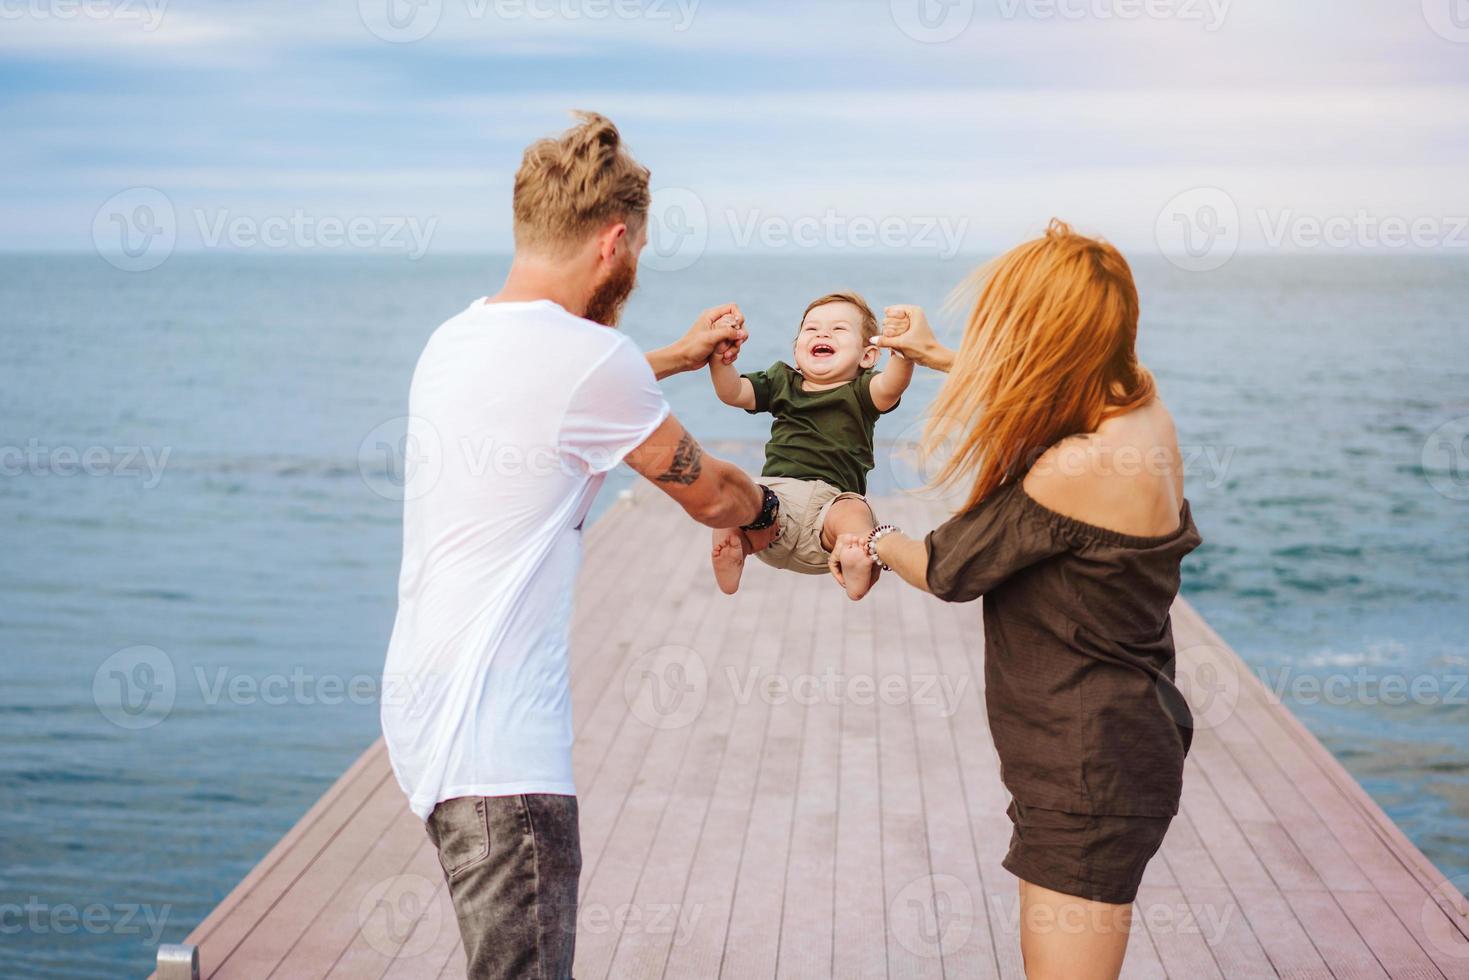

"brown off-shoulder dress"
[925, 479, 1203, 903]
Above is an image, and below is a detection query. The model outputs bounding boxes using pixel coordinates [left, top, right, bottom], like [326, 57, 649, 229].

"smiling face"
[793, 298, 879, 384]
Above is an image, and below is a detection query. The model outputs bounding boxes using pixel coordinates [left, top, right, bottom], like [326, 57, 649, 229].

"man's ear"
[595, 222, 629, 266]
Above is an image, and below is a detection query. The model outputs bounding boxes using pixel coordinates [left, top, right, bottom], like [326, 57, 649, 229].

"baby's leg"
[711, 521, 780, 595]
[821, 497, 879, 601]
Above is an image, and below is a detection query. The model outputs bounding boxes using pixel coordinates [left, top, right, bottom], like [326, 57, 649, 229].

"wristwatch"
[865, 523, 900, 571]
[741, 485, 780, 532]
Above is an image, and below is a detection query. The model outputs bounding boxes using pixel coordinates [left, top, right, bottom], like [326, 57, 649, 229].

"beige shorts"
[754, 476, 872, 575]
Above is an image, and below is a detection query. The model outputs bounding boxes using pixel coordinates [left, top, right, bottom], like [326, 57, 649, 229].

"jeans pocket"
[429, 797, 491, 879]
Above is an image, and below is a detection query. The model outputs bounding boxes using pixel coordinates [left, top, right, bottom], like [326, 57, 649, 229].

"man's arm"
[624, 414, 762, 528]
[868, 348, 915, 412]
[645, 304, 749, 381]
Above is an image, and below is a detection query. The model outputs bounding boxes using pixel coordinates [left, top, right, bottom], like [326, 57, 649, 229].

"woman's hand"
[873, 305, 954, 373]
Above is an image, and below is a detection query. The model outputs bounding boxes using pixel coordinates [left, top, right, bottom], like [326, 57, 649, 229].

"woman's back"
[1023, 398, 1185, 540]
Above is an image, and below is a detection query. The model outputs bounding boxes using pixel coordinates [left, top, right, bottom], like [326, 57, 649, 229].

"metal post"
[156, 943, 200, 980]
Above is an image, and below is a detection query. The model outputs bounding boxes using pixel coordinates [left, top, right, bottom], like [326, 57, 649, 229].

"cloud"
[3, 0, 1466, 252]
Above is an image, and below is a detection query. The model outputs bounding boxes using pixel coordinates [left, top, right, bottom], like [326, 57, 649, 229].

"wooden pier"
[153, 485, 1469, 978]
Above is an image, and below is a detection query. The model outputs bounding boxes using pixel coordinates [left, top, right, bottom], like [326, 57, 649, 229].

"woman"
[834, 220, 1202, 979]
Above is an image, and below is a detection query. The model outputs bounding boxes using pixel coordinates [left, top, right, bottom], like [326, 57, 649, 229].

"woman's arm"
[873, 305, 955, 373]
[830, 528, 931, 593]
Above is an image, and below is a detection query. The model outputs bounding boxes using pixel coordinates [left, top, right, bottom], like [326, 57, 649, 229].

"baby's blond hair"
[512, 111, 651, 256]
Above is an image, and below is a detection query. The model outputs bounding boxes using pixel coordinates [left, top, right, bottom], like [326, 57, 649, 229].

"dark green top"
[742, 360, 897, 495]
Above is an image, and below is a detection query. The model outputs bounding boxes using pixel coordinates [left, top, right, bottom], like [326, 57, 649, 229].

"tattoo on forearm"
[656, 432, 704, 486]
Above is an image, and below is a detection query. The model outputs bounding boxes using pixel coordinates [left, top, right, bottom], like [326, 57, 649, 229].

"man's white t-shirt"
[381, 298, 670, 820]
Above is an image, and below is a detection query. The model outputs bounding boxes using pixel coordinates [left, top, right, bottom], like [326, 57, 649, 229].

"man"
[379, 112, 780, 979]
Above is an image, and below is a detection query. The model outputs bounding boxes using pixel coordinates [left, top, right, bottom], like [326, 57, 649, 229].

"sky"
[3, 0, 1468, 260]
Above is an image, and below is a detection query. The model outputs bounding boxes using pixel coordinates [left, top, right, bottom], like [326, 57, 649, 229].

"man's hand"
[646, 304, 748, 380]
[709, 312, 744, 366]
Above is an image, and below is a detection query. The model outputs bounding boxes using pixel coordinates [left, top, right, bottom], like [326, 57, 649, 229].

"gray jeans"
[425, 795, 581, 979]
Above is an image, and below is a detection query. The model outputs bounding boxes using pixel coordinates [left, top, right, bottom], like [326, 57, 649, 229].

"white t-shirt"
[381, 298, 670, 820]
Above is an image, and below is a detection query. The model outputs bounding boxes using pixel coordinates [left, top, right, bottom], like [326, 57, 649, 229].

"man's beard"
[584, 255, 638, 327]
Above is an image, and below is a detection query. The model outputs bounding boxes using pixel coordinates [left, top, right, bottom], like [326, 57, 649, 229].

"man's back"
[381, 298, 669, 820]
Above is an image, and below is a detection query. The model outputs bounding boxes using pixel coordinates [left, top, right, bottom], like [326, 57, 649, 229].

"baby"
[708, 292, 913, 600]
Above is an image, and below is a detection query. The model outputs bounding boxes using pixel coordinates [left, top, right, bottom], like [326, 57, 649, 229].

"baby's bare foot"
[711, 528, 747, 595]
[837, 539, 877, 601]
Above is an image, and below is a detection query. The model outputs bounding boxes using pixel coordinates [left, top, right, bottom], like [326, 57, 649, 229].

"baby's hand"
[711, 313, 744, 365]
[874, 305, 938, 366]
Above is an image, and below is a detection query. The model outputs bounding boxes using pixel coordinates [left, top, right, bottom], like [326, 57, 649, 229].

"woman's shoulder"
[1022, 400, 1185, 539]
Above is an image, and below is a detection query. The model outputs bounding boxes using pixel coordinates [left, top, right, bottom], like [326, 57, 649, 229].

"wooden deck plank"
[323, 839, 450, 980]
[166, 489, 1469, 980]
[271, 792, 429, 980]
[661, 546, 799, 979]
[890, 496, 1001, 980]
[719, 571, 817, 979]
[179, 743, 392, 971]
[925, 565, 1028, 980]
[830, 575, 890, 979]
[773, 582, 844, 980]
[572, 519, 730, 979]
[597, 571, 765, 979]
[581, 542, 751, 978]
[871, 572, 943, 980]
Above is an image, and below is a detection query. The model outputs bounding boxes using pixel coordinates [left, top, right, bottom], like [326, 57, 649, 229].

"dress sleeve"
[558, 336, 671, 475]
[924, 483, 1069, 602]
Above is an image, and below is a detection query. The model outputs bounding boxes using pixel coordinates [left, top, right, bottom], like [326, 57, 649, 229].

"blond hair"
[800, 292, 879, 338]
[925, 219, 1156, 511]
[513, 111, 651, 255]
